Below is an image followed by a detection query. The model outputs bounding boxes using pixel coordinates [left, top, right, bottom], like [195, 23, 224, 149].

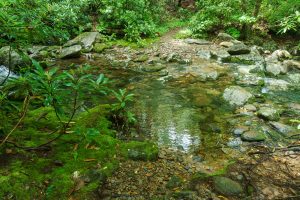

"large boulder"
[227, 43, 251, 55]
[0, 46, 26, 68]
[217, 33, 235, 41]
[223, 86, 253, 106]
[213, 176, 243, 196]
[59, 45, 82, 59]
[64, 32, 98, 51]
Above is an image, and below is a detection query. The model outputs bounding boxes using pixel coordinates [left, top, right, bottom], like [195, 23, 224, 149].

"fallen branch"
[0, 95, 30, 147]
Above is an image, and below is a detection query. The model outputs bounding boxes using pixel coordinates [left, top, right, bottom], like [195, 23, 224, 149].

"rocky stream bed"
[1, 30, 300, 199]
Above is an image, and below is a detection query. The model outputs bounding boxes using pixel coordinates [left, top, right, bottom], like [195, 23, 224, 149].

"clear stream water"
[58, 57, 236, 156]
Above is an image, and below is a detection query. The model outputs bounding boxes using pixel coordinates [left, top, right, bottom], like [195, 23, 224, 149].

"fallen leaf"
[84, 158, 97, 162]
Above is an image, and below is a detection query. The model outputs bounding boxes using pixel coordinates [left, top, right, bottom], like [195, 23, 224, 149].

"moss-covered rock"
[213, 176, 243, 196]
[241, 130, 266, 142]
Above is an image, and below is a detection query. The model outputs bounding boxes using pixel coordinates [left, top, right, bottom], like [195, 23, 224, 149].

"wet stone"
[269, 121, 293, 136]
[213, 176, 243, 196]
[233, 126, 249, 136]
[258, 107, 281, 121]
[241, 130, 266, 142]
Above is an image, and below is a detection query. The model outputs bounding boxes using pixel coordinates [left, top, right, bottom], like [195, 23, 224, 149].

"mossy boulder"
[213, 176, 243, 196]
[122, 141, 159, 161]
[241, 130, 266, 142]
[59, 45, 82, 59]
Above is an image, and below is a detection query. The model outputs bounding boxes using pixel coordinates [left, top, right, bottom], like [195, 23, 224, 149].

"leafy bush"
[226, 27, 241, 39]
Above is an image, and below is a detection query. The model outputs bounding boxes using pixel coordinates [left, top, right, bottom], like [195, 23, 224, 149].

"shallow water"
[58, 57, 236, 153]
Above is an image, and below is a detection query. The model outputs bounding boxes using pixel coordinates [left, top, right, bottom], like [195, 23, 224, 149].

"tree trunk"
[253, 0, 263, 17]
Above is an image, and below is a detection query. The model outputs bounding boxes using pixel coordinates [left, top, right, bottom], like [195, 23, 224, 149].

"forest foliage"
[0, 0, 299, 46]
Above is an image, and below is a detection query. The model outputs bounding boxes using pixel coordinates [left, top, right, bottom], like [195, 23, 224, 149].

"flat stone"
[220, 41, 234, 48]
[263, 78, 290, 91]
[64, 32, 98, 50]
[243, 104, 257, 112]
[59, 45, 82, 59]
[241, 131, 266, 141]
[223, 86, 253, 106]
[233, 126, 249, 136]
[228, 44, 251, 55]
[185, 39, 212, 45]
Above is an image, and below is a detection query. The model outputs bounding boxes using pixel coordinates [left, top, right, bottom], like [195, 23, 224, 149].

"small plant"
[225, 27, 241, 39]
[0, 61, 110, 147]
[110, 89, 136, 134]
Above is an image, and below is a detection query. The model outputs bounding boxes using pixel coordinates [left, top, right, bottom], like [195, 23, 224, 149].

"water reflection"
[132, 81, 201, 152]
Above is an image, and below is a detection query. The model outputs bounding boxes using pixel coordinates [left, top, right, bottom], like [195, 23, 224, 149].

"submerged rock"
[223, 86, 253, 106]
[213, 176, 243, 196]
[233, 126, 249, 136]
[227, 137, 243, 148]
[241, 130, 266, 141]
[263, 78, 290, 91]
[141, 64, 166, 72]
[59, 45, 82, 59]
[269, 121, 293, 136]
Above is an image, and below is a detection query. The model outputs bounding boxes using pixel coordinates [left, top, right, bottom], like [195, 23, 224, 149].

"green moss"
[223, 56, 255, 65]
[23, 106, 61, 130]
[191, 160, 235, 184]
[93, 43, 112, 53]
[75, 104, 115, 137]
[121, 141, 159, 161]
